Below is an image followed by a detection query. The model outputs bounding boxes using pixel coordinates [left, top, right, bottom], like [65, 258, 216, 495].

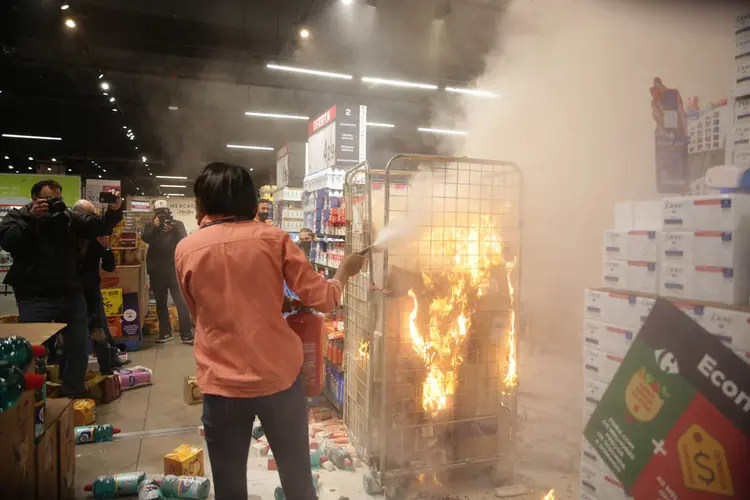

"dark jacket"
[0, 205, 123, 298]
[79, 238, 116, 330]
[141, 219, 187, 276]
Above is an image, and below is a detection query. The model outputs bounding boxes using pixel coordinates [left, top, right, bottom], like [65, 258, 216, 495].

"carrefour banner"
[583, 299, 749, 498]
[0, 174, 81, 206]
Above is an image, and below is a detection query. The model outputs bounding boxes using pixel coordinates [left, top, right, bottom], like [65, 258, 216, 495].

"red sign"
[308, 105, 337, 136]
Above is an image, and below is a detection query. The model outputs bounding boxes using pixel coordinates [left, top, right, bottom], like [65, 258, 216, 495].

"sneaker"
[180, 335, 195, 345]
[156, 333, 174, 343]
[112, 358, 131, 369]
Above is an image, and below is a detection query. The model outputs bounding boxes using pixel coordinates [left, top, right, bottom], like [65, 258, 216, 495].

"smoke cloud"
[436, 0, 738, 351]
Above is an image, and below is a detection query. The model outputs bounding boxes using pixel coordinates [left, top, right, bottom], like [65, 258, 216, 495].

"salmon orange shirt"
[174, 215, 342, 398]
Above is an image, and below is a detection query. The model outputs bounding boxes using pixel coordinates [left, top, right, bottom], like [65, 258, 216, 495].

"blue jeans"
[17, 293, 89, 396]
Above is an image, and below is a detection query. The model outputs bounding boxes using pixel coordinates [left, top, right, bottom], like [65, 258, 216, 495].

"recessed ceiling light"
[102, 169, 107, 172]
[362, 76, 438, 90]
[3, 156, 8, 159]
[47, 167, 52, 171]
[159, 184, 186, 188]
[141, 156, 147, 162]
[226, 144, 274, 151]
[28, 166, 33, 170]
[299, 27, 311, 39]
[28, 156, 34, 160]
[417, 127, 468, 136]
[245, 111, 309, 121]
[156, 175, 188, 179]
[98, 175, 102, 178]
[109, 97, 115, 102]
[68, 169, 72, 172]
[163, 193, 185, 197]
[51, 158, 57, 161]
[111, 108, 117, 112]
[122, 126, 127, 129]
[445, 87, 500, 98]
[2, 134, 62, 141]
[266, 64, 353, 80]
[168, 105, 179, 111]
[7, 165, 12, 170]
[61, 4, 70, 10]
[98, 73, 104, 79]
[100, 82, 110, 91]
[64, 18, 76, 29]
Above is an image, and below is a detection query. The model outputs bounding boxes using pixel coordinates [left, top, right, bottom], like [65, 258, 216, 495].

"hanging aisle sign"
[307, 103, 367, 175]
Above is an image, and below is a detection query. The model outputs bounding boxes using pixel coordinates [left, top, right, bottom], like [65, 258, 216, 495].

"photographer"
[141, 200, 193, 344]
[0, 180, 123, 398]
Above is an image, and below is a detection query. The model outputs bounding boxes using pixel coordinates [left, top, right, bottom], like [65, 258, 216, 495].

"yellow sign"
[678, 424, 734, 496]
[625, 367, 665, 423]
[101, 288, 123, 317]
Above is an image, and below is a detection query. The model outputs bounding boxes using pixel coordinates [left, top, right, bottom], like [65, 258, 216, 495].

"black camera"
[157, 212, 174, 226]
[46, 196, 67, 214]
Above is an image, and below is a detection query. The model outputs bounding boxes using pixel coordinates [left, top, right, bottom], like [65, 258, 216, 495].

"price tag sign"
[101, 288, 124, 317]
[583, 299, 750, 498]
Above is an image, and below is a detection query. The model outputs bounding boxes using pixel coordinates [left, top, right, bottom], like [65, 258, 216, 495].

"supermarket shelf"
[324, 387, 342, 413]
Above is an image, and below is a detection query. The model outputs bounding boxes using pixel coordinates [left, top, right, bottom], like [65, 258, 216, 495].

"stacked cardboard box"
[727, 13, 750, 169]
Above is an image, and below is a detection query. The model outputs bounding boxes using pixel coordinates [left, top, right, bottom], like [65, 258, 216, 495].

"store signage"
[130, 200, 152, 212]
[85, 179, 121, 208]
[0, 173, 81, 206]
[307, 103, 367, 175]
[583, 299, 750, 498]
[168, 197, 199, 234]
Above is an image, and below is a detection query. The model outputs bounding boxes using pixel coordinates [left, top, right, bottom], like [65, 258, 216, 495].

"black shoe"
[180, 335, 194, 345]
[156, 333, 174, 343]
[112, 358, 131, 369]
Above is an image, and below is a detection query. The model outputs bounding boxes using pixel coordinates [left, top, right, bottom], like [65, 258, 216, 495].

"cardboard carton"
[703, 306, 750, 352]
[0, 323, 65, 346]
[100, 264, 147, 326]
[625, 261, 658, 294]
[72, 399, 96, 427]
[583, 346, 623, 385]
[183, 376, 203, 405]
[56, 400, 75, 499]
[661, 230, 750, 268]
[603, 230, 627, 259]
[626, 231, 659, 262]
[580, 460, 631, 500]
[0, 390, 36, 500]
[121, 292, 141, 337]
[583, 377, 607, 407]
[602, 258, 627, 289]
[660, 263, 748, 305]
[36, 402, 60, 500]
[164, 444, 205, 477]
[664, 193, 750, 231]
[582, 319, 634, 357]
[86, 374, 121, 404]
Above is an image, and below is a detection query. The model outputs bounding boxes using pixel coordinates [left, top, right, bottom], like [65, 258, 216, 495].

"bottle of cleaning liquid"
[137, 479, 164, 500]
[158, 475, 211, 500]
[0, 367, 45, 411]
[75, 424, 122, 444]
[251, 421, 264, 440]
[83, 472, 147, 499]
[0, 336, 46, 369]
[326, 447, 352, 470]
[33, 346, 48, 442]
[310, 450, 328, 467]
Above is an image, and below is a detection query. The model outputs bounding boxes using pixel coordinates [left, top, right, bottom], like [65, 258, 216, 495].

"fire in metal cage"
[344, 155, 523, 496]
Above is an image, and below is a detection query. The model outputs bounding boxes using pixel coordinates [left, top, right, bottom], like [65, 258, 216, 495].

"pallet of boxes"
[0, 323, 76, 500]
[582, 194, 750, 499]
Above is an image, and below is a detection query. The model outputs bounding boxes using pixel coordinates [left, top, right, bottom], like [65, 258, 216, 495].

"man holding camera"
[0, 180, 123, 398]
[142, 200, 193, 344]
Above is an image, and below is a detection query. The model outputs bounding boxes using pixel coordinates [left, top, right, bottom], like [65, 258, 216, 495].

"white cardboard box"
[614, 202, 634, 231]
[580, 460, 631, 500]
[703, 306, 750, 352]
[602, 259, 627, 289]
[660, 263, 748, 305]
[583, 402, 596, 427]
[604, 230, 628, 259]
[671, 300, 708, 328]
[583, 377, 607, 407]
[690, 194, 750, 231]
[626, 230, 659, 262]
[584, 289, 616, 323]
[661, 230, 750, 268]
[583, 346, 624, 385]
[663, 197, 693, 230]
[661, 231, 694, 263]
[583, 319, 634, 357]
[633, 201, 663, 231]
[584, 288, 655, 330]
[625, 261, 659, 294]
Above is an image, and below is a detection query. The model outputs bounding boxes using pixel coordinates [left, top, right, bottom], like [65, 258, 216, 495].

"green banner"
[0, 174, 81, 206]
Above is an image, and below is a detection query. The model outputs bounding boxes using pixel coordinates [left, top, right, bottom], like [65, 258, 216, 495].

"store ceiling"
[0, 0, 506, 195]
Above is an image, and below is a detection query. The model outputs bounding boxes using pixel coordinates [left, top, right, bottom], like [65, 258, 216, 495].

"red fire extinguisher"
[286, 307, 324, 396]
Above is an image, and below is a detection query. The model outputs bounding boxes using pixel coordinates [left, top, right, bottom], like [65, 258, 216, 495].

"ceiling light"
[164, 193, 185, 197]
[111, 108, 117, 112]
[159, 184, 186, 188]
[168, 105, 179, 111]
[245, 111, 309, 120]
[47, 167, 52, 171]
[51, 158, 57, 162]
[341, 0, 353, 4]
[68, 168, 72, 172]
[141, 156, 147, 162]
[100, 82, 110, 91]
[98, 175, 102, 178]
[29, 167, 33, 170]
[61, 3, 70, 10]
[7, 166, 12, 170]
[418, 127, 468, 136]
[266, 64, 353, 80]
[366, 122, 395, 128]
[98, 73, 104, 79]
[299, 27, 311, 39]
[109, 97, 115, 102]
[250, 168, 254, 171]
[156, 175, 188, 180]
[226, 144, 274, 151]
[361, 76, 438, 90]
[64, 18, 76, 29]
[102, 169, 107, 172]
[28, 156, 34, 160]
[445, 87, 500, 98]
[3, 156, 8, 159]
[2, 134, 62, 141]
[122, 126, 127, 129]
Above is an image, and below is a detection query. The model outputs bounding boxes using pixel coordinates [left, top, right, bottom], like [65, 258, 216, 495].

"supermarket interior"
[1, 1, 750, 500]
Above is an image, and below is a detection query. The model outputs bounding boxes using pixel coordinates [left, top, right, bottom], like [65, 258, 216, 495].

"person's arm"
[70, 208, 124, 238]
[141, 223, 158, 244]
[282, 233, 363, 312]
[0, 209, 34, 256]
[174, 243, 196, 322]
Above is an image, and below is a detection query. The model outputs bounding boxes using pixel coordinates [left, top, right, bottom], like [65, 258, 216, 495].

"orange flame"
[406, 221, 517, 415]
[358, 338, 370, 359]
[543, 489, 556, 500]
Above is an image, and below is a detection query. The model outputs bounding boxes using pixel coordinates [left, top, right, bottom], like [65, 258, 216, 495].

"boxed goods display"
[702, 305, 750, 352]
[626, 231, 659, 262]
[663, 193, 750, 231]
[625, 261, 659, 294]
[603, 230, 627, 259]
[583, 346, 623, 385]
[0, 391, 36, 498]
[582, 319, 634, 357]
[164, 444, 204, 476]
[579, 460, 631, 500]
[659, 263, 748, 305]
[583, 288, 655, 331]
[583, 377, 607, 407]
[602, 259, 627, 289]
[614, 201, 663, 231]
[661, 230, 750, 267]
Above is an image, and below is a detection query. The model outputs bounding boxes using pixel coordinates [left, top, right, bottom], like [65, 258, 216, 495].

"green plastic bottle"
[75, 424, 122, 444]
[0, 367, 45, 411]
[158, 475, 211, 500]
[83, 472, 147, 499]
[310, 450, 328, 467]
[0, 336, 37, 368]
[138, 479, 164, 500]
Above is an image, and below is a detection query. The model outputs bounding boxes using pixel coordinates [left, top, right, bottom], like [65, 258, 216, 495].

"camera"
[98, 191, 117, 204]
[46, 196, 67, 214]
[157, 212, 174, 226]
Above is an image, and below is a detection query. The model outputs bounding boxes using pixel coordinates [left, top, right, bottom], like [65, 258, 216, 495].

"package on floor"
[659, 263, 749, 305]
[661, 229, 750, 268]
[115, 365, 152, 391]
[584, 289, 655, 331]
[583, 319, 634, 357]
[663, 193, 750, 231]
[164, 444, 204, 477]
[72, 399, 96, 427]
[183, 376, 203, 405]
[583, 346, 623, 385]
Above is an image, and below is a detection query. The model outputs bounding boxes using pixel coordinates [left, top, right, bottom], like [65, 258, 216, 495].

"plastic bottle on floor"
[310, 450, 328, 467]
[138, 479, 164, 500]
[158, 475, 211, 500]
[83, 472, 147, 498]
[0, 367, 45, 411]
[273, 475, 319, 500]
[0, 336, 46, 369]
[251, 421, 264, 440]
[326, 446, 353, 470]
[74, 424, 121, 444]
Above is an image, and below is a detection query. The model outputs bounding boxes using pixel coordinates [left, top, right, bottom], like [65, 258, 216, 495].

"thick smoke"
[437, 0, 738, 352]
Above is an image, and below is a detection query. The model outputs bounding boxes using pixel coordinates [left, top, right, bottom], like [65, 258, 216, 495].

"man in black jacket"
[72, 199, 129, 375]
[0, 180, 123, 397]
[141, 200, 193, 344]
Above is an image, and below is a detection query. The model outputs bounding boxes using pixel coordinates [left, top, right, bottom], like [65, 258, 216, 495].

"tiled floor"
[71, 335, 581, 500]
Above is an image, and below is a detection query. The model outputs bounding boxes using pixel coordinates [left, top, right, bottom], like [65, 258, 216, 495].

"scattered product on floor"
[137, 478, 164, 499]
[84, 472, 147, 499]
[115, 365, 153, 390]
[74, 424, 121, 445]
[183, 375, 202, 405]
[158, 475, 211, 500]
[163, 443, 205, 476]
[73, 398, 97, 426]
[274, 472, 319, 500]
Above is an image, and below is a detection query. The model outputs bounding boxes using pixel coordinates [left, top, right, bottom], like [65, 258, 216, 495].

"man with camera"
[0, 180, 123, 398]
[141, 200, 193, 344]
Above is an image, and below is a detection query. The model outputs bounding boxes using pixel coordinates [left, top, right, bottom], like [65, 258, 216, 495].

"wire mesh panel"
[346, 155, 523, 494]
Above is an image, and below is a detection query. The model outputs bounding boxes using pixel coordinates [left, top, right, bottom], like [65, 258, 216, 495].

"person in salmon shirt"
[174, 162, 364, 500]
